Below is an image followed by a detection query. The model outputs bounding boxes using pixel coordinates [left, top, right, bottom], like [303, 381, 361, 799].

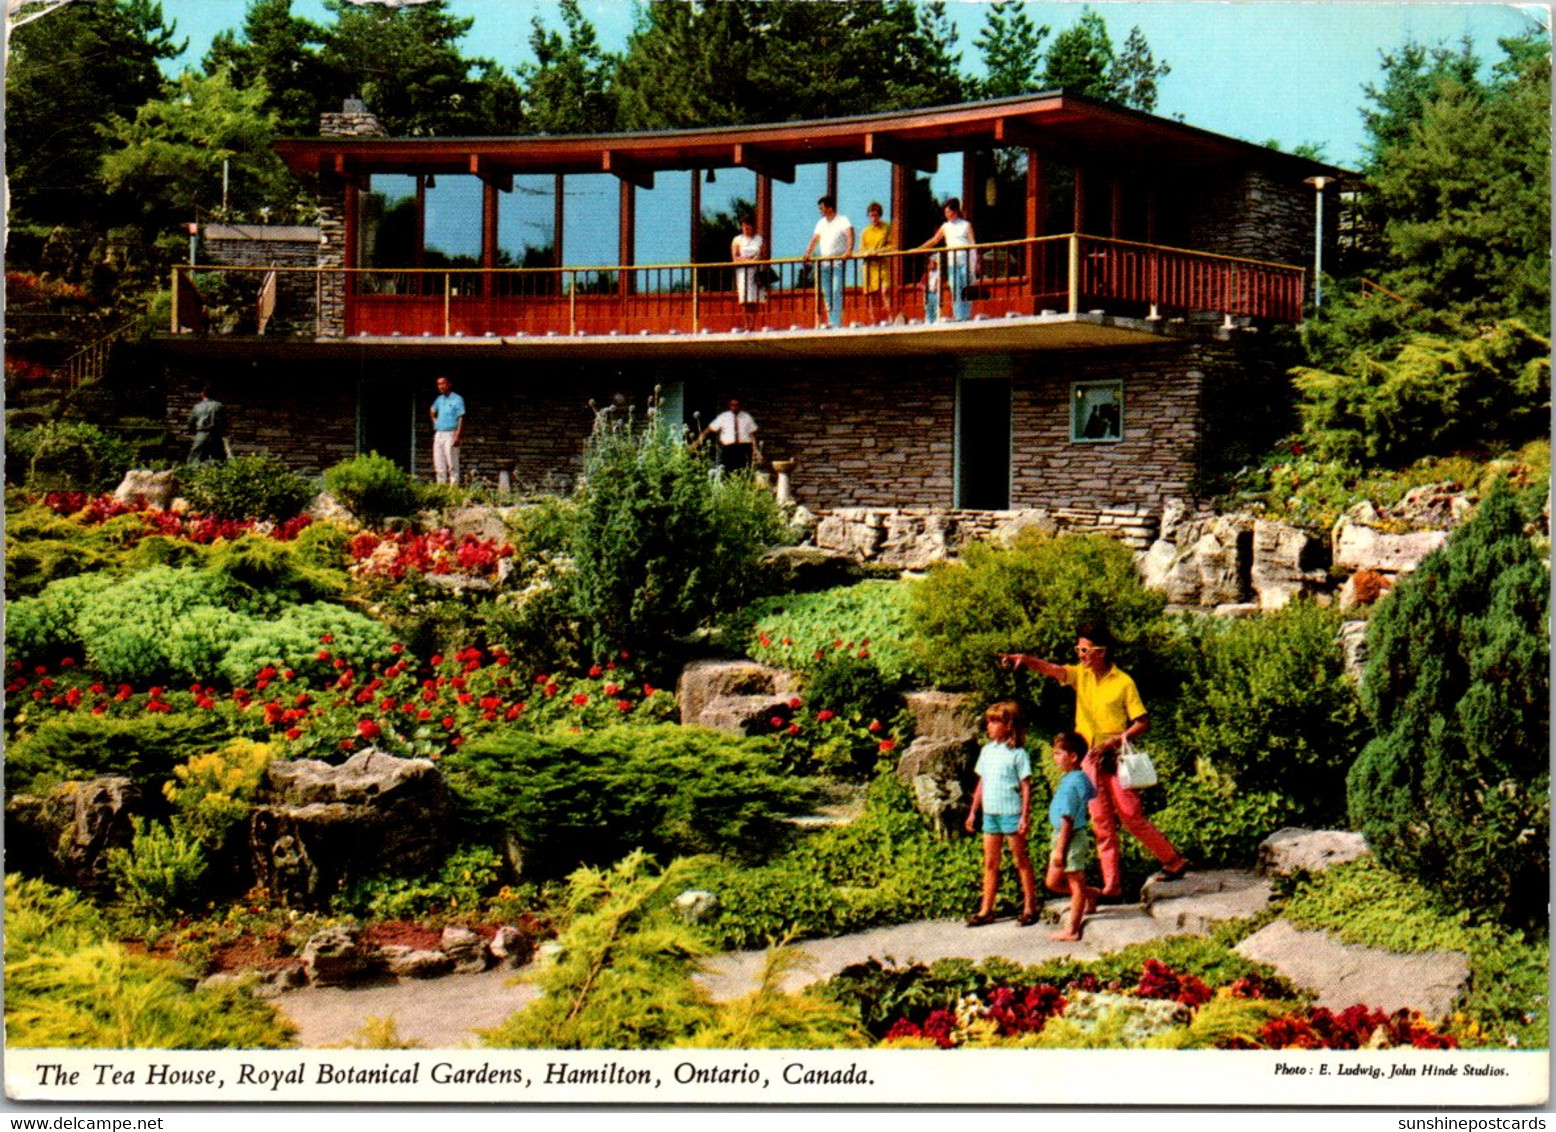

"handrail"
[169, 232, 1306, 338]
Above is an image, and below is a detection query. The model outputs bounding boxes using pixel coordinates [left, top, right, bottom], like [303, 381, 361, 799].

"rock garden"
[4, 412, 1549, 1053]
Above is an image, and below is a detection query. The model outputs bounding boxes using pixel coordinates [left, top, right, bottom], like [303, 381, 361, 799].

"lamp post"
[1304, 175, 1333, 310]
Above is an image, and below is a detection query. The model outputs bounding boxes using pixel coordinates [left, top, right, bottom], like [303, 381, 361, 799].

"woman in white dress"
[731, 214, 767, 329]
[917, 198, 977, 322]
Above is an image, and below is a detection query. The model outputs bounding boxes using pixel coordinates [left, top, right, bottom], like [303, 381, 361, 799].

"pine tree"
[518, 0, 618, 134]
[1346, 480, 1550, 928]
[972, 0, 1050, 99]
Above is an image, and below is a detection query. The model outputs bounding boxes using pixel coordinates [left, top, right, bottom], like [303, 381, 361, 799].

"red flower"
[418, 708, 433, 721]
[782, 637, 792, 645]
[317, 650, 331, 661]
[868, 719, 882, 732]
[282, 669, 295, 681]
[878, 739, 897, 753]
[642, 684, 655, 697]
[759, 635, 772, 647]
[787, 723, 801, 736]
[505, 704, 524, 720]
[771, 716, 785, 729]
[788, 697, 802, 709]
[589, 665, 604, 678]
[340, 739, 355, 751]
[543, 682, 559, 697]
[617, 699, 633, 712]
[320, 634, 335, 644]
[441, 715, 456, 729]
[60, 657, 76, 668]
[817, 709, 835, 722]
[572, 693, 589, 707]
[603, 683, 619, 696]
[390, 642, 404, 654]
[284, 728, 302, 740]
[430, 654, 443, 666]
[357, 719, 382, 740]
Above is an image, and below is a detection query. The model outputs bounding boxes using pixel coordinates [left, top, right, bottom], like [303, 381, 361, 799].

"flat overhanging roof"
[276, 91, 1350, 185]
[152, 311, 1242, 364]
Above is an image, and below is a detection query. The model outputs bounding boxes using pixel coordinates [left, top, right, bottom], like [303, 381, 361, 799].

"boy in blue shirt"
[1046, 731, 1102, 940]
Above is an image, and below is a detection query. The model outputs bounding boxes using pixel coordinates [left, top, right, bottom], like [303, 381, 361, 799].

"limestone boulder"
[1332, 517, 1448, 575]
[441, 925, 490, 974]
[677, 659, 801, 731]
[301, 927, 377, 986]
[1138, 538, 1203, 607]
[489, 925, 536, 969]
[989, 509, 1059, 546]
[442, 505, 511, 544]
[113, 469, 177, 510]
[1250, 519, 1331, 609]
[380, 945, 454, 979]
[1138, 514, 1252, 608]
[903, 690, 980, 742]
[1338, 620, 1370, 681]
[814, 508, 886, 562]
[248, 750, 451, 908]
[1390, 481, 1473, 530]
[761, 545, 858, 593]
[4, 777, 143, 892]
[1257, 827, 1372, 876]
[896, 734, 977, 838]
[880, 510, 956, 570]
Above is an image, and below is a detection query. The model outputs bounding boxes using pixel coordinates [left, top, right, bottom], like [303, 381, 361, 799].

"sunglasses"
[1076, 646, 1106, 656]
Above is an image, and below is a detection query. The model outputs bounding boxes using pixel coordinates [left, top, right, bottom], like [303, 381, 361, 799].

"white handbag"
[1116, 736, 1158, 790]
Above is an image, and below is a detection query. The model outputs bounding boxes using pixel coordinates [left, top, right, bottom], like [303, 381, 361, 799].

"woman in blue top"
[964, 701, 1040, 927]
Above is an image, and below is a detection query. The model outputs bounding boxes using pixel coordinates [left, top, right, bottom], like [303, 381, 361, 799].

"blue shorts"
[983, 812, 1022, 835]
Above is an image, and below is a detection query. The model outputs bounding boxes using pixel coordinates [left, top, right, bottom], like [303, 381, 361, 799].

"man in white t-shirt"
[802, 195, 854, 328]
[699, 398, 759, 473]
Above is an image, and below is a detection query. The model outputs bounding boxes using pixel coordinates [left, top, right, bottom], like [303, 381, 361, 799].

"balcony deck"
[165, 234, 1305, 359]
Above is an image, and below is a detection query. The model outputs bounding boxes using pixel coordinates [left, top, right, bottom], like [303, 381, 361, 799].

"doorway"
[955, 369, 1011, 510]
[357, 374, 415, 471]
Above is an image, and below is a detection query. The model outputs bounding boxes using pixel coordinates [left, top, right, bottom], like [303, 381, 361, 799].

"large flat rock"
[1234, 919, 1470, 1019]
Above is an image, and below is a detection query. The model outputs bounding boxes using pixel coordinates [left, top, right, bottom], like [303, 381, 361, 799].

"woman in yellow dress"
[859, 201, 894, 322]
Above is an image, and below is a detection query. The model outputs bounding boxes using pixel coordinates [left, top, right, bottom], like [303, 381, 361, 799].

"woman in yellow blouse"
[859, 201, 894, 322]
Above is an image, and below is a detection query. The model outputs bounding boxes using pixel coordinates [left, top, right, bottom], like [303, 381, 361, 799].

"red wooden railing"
[171, 235, 1306, 338]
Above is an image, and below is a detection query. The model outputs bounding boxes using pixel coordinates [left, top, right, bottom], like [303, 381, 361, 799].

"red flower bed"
[1260, 1005, 1458, 1050]
[33, 493, 312, 542]
[347, 528, 515, 581]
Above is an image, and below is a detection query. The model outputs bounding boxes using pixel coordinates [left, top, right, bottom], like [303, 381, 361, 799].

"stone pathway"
[270, 865, 1471, 1048]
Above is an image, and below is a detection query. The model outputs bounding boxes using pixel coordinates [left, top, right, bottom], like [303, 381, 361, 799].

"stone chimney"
[319, 98, 388, 139]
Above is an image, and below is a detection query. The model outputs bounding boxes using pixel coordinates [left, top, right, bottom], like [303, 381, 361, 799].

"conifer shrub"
[5, 875, 293, 1048]
[569, 416, 789, 678]
[7, 712, 233, 792]
[106, 818, 210, 916]
[442, 725, 815, 879]
[1292, 320, 1551, 468]
[908, 530, 1179, 715]
[1346, 481, 1549, 927]
[322, 452, 419, 524]
[9, 421, 135, 493]
[182, 453, 315, 521]
[1171, 601, 1366, 824]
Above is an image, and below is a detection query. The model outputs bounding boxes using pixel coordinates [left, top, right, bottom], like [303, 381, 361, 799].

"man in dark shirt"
[188, 386, 228, 464]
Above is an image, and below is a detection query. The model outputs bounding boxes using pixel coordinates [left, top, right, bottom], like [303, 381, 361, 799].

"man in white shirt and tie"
[700, 398, 759, 474]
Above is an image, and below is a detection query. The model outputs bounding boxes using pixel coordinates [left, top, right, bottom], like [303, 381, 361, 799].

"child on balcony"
[964, 701, 1039, 927]
[921, 255, 943, 324]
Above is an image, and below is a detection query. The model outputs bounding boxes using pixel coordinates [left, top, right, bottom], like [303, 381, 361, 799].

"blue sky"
[160, 1, 1548, 265]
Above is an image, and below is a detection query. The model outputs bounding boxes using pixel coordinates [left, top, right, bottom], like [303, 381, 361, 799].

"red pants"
[1083, 752, 1184, 895]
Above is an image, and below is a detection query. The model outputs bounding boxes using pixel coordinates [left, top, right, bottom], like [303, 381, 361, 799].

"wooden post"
[415, 175, 427, 268]
[553, 173, 566, 270]
[690, 169, 702, 265]
[1072, 164, 1086, 234]
[826, 161, 838, 205]
[1111, 174, 1124, 239]
[618, 178, 635, 300]
[756, 173, 773, 263]
[1025, 148, 1046, 294]
[891, 160, 909, 308]
[482, 179, 499, 320]
[961, 149, 976, 218]
[1068, 234, 1080, 315]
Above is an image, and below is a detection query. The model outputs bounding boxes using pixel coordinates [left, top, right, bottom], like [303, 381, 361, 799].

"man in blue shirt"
[429, 375, 465, 484]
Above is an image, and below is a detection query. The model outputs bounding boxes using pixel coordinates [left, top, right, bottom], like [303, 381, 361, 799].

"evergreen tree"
[1346, 481, 1550, 928]
[518, 0, 618, 134]
[1107, 25, 1171, 112]
[6, 0, 183, 226]
[972, 0, 1050, 99]
[315, 0, 522, 135]
[99, 69, 301, 228]
[202, 0, 333, 134]
[1038, 7, 1168, 110]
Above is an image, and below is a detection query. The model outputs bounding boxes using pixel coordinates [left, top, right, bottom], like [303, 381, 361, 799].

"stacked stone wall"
[316, 110, 387, 339]
[201, 226, 321, 335]
[1181, 168, 1316, 271]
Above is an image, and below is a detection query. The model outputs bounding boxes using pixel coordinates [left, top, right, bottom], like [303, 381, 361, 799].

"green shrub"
[336, 845, 506, 921]
[163, 739, 278, 850]
[204, 532, 347, 612]
[162, 606, 261, 683]
[182, 453, 315, 521]
[5, 875, 293, 1048]
[7, 711, 233, 792]
[684, 776, 992, 949]
[291, 518, 354, 572]
[10, 421, 135, 493]
[570, 417, 789, 678]
[216, 602, 392, 687]
[5, 504, 123, 597]
[738, 579, 927, 687]
[323, 452, 419, 524]
[106, 818, 210, 916]
[909, 530, 1178, 713]
[442, 724, 816, 879]
[1293, 320, 1550, 468]
[1347, 480, 1549, 928]
[5, 572, 121, 665]
[72, 567, 238, 683]
[1171, 602, 1365, 824]
[1149, 767, 1301, 868]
